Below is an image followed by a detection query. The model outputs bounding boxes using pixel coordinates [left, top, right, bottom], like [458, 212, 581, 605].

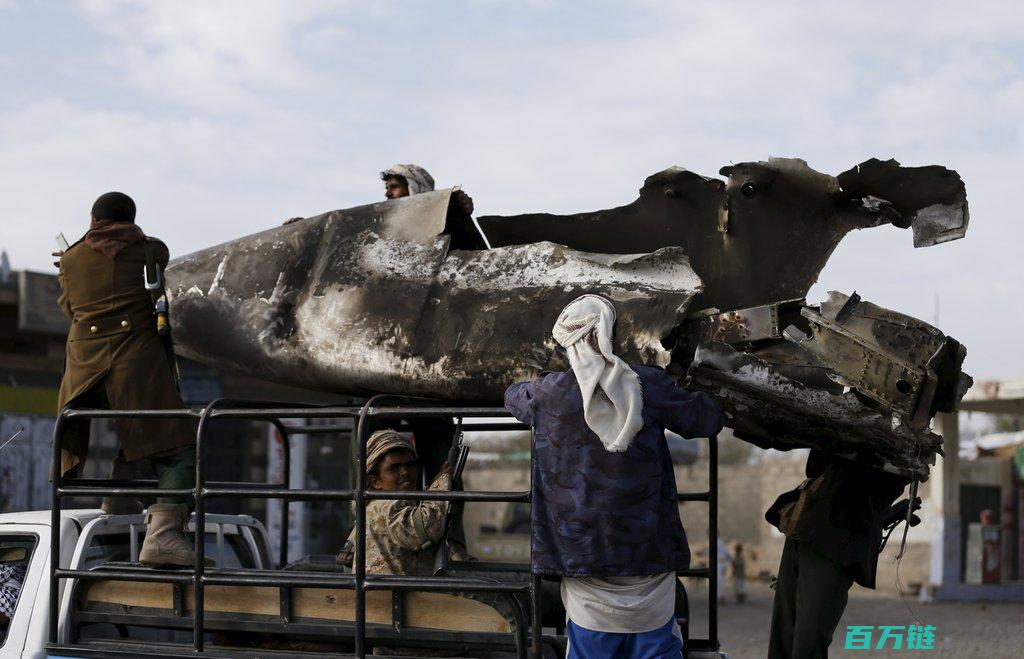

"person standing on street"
[766, 450, 909, 658]
[56, 191, 199, 568]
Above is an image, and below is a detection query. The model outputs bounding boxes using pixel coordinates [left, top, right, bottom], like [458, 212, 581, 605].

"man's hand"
[52, 250, 63, 268]
[282, 217, 305, 225]
[452, 190, 474, 216]
[430, 461, 454, 490]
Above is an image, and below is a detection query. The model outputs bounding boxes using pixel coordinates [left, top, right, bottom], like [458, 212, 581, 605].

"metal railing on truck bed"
[47, 396, 723, 658]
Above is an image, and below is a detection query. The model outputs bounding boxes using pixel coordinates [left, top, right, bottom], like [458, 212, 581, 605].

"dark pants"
[768, 537, 854, 659]
[62, 385, 196, 505]
[150, 445, 197, 505]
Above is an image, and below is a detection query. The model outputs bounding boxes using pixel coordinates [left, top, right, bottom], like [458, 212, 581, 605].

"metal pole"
[354, 397, 376, 659]
[192, 400, 217, 652]
[529, 427, 541, 659]
[708, 433, 719, 651]
[271, 419, 291, 569]
[531, 574, 542, 658]
[49, 409, 68, 645]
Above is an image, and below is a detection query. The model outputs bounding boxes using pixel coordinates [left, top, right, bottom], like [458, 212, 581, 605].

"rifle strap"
[142, 240, 165, 304]
[142, 241, 180, 385]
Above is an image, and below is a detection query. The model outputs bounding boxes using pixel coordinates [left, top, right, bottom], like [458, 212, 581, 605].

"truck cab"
[0, 509, 269, 658]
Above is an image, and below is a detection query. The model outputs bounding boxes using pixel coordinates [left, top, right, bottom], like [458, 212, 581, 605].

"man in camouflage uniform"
[341, 429, 452, 575]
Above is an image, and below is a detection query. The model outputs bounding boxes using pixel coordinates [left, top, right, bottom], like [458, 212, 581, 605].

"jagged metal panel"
[479, 158, 968, 313]
[165, 189, 701, 400]
[835, 158, 969, 247]
[784, 291, 971, 430]
[687, 341, 943, 480]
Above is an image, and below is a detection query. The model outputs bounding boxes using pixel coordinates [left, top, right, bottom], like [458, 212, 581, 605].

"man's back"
[505, 365, 722, 577]
[58, 238, 167, 323]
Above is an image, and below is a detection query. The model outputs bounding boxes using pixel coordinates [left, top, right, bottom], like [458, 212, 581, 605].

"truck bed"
[69, 568, 524, 657]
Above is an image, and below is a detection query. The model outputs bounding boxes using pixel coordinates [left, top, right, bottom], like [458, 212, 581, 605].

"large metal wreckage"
[166, 157, 970, 480]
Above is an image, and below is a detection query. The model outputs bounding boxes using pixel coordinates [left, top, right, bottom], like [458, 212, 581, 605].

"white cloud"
[1, 1, 1021, 378]
[74, 0, 342, 111]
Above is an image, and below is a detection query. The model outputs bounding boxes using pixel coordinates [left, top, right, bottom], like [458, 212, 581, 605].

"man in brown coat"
[57, 191, 198, 567]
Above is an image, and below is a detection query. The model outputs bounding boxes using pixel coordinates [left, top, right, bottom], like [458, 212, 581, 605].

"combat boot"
[139, 503, 196, 567]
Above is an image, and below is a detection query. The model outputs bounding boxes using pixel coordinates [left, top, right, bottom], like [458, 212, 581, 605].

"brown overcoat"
[57, 234, 195, 476]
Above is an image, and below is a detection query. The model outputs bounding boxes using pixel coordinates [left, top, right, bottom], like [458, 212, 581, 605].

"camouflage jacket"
[346, 472, 452, 576]
[505, 365, 724, 577]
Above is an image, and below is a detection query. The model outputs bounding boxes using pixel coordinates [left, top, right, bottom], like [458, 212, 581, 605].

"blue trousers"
[567, 617, 683, 658]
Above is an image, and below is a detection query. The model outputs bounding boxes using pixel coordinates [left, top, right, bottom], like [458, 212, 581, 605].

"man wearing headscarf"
[285, 164, 486, 249]
[380, 163, 484, 250]
[505, 294, 723, 659]
[56, 192, 199, 568]
[338, 429, 453, 576]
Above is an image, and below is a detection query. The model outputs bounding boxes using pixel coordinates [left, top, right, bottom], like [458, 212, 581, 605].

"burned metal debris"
[166, 156, 972, 477]
[685, 291, 971, 478]
[166, 190, 700, 401]
[687, 340, 942, 480]
[479, 157, 968, 313]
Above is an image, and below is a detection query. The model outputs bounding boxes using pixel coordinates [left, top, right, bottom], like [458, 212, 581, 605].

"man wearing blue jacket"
[505, 294, 724, 659]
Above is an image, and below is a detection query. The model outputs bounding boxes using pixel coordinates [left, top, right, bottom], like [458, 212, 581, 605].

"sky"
[0, 0, 1020, 380]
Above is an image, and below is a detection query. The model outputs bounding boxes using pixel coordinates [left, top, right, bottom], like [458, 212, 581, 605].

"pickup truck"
[21, 399, 726, 658]
[0, 508, 271, 658]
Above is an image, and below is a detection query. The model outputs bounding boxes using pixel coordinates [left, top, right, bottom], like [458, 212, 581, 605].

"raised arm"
[649, 370, 724, 438]
[504, 379, 540, 426]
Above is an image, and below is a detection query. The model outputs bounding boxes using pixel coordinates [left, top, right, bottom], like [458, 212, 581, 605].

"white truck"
[0, 509, 271, 658]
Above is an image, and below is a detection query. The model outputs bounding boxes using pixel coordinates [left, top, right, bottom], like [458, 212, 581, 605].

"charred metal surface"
[784, 291, 972, 430]
[165, 158, 972, 473]
[478, 158, 968, 312]
[687, 341, 943, 479]
[686, 300, 800, 347]
[166, 190, 701, 400]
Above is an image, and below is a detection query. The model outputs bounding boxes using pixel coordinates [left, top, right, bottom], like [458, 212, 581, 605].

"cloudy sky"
[0, 1, 1019, 379]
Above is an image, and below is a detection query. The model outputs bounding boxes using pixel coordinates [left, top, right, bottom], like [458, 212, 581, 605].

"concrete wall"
[461, 450, 935, 594]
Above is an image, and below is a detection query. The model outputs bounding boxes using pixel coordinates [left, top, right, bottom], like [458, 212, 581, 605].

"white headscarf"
[382, 164, 435, 195]
[552, 294, 644, 452]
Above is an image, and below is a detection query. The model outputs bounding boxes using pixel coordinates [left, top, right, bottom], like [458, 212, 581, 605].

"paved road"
[688, 581, 1024, 658]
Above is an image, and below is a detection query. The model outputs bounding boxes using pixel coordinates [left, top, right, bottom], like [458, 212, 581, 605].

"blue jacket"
[504, 365, 724, 577]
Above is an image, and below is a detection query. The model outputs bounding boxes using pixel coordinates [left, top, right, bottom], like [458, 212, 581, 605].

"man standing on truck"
[284, 163, 485, 249]
[504, 294, 724, 659]
[339, 429, 452, 575]
[56, 192, 199, 568]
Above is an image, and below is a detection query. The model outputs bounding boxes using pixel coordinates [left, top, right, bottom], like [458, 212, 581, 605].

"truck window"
[0, 535, 36, 647]
[83, 530, 255, 570]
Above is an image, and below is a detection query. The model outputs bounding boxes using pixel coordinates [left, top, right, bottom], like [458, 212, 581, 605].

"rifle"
[143, 242, 180, 384]
[879, 496, 922, 552]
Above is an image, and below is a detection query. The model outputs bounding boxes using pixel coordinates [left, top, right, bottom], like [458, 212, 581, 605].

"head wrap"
[0, 563, 26, 618]
[381, 164, 435, 195]
[366, 429, 418, 475]
[552, 294, 644, 452]
[91, 191, 136, 223]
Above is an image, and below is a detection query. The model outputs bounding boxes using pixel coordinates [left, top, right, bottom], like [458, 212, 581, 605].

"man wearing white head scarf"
[379, 163, 485, 250]
[283, 164, 485, 248]
[505, 294, 724, 659]
[381, 163, 437, 197]
[551, 294, 644, 453]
